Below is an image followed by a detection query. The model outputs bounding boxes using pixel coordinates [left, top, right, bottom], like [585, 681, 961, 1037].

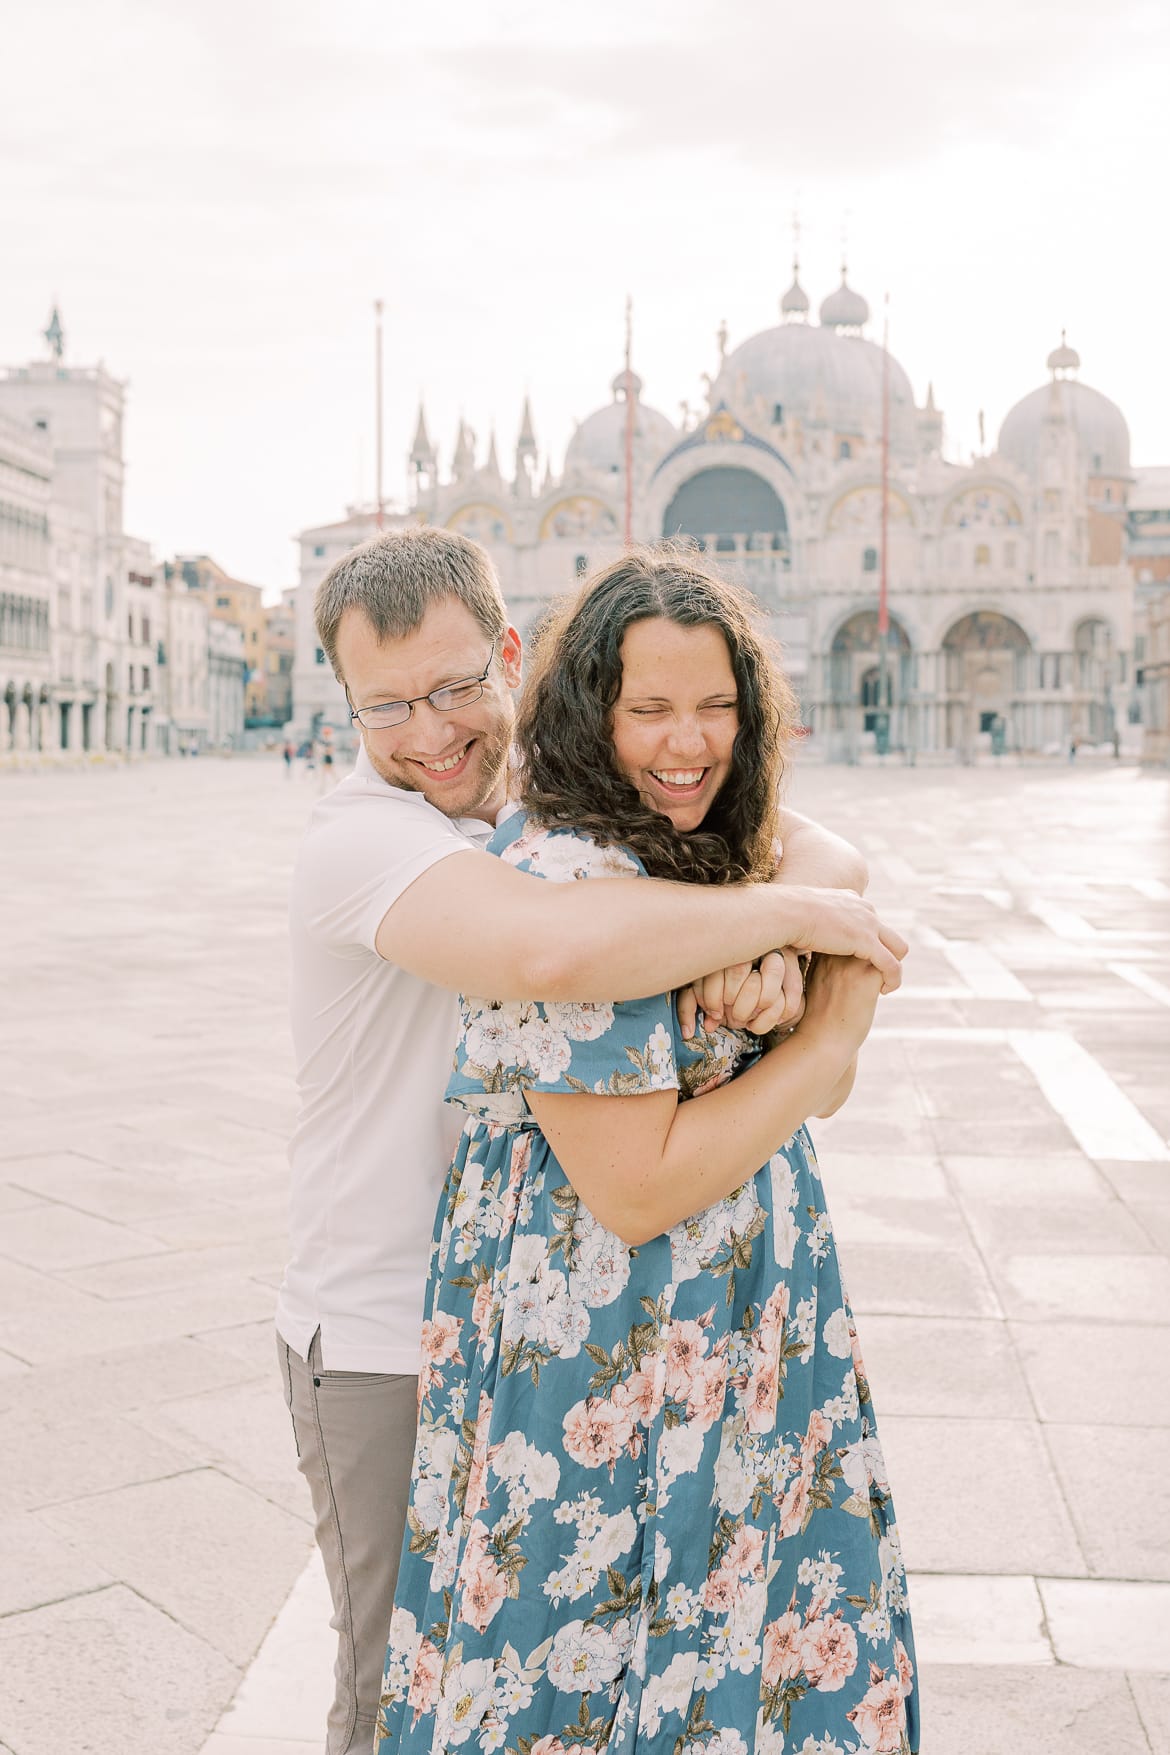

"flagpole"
[624, 295, 635, 547]
[374, 299, 385, 533]
[878, 292, 890, 739]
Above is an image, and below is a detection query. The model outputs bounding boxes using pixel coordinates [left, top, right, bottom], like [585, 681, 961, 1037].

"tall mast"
[374, 299, 385, 532]
[624, 295, 635, 547]
[878, 292, 890, 724]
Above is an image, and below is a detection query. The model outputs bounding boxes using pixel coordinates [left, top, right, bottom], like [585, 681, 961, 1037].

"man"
[276, 527, 906, 1755]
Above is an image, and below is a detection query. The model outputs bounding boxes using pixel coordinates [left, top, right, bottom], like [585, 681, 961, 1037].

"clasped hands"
[677, 948, 808, 1041]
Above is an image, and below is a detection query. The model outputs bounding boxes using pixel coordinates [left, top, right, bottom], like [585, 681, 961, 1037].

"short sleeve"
[291, 790, 479, 956]
[446, 817, 681, 1119]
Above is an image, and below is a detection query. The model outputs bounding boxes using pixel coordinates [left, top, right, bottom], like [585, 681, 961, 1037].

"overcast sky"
[3, 0, 1168, 597]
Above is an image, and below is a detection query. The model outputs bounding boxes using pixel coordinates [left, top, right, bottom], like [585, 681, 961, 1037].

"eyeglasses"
[348, 642, 498, 731]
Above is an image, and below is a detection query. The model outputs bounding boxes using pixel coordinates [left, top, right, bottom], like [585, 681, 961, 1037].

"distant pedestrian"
[283, 739, 294, 778]
[1068, 736, 1078, 762]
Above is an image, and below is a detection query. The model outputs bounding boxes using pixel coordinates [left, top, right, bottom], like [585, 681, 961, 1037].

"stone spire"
[452, 419, 476, 479]
[409, 402, 435, 471]
[43, 305, 64, 362]
[515, 397, 538, 496]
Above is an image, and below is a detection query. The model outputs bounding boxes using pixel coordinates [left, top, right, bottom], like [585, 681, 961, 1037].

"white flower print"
[435, 1657, 495, 1747]
[639, 1651, 699, 1736]
[542, 1000, 616, 1042]
[546, 1619, 624, 1693]
[516, 1014, 573, 1083]
[822, 1305, 853, 1360]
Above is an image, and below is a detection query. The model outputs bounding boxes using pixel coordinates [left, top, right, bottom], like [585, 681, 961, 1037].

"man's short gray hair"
[315, 526, 508, 678]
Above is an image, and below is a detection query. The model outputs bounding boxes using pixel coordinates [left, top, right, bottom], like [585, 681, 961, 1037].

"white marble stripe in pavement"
[1110, 961, 1170, 1009]
[1029, 901, 1097, 940]
[938, 939, 1031, 1001]
[1007, 1028, 1170, 1162]
[199, 1552, 1170, 1749]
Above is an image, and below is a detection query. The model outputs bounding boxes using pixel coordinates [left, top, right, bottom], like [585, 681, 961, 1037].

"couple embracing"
[276, 528, 919, 1755]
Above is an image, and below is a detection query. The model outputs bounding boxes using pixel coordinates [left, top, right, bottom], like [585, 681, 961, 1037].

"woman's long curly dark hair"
[515, 545, 797, 885]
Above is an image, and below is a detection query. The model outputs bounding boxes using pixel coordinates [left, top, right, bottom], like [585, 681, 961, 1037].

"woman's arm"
[525, 956, 882, 1245]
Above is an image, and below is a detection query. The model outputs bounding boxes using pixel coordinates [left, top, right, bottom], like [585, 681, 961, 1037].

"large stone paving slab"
[36, 1469, 311, 1667]
[0, 1585, 241, 1755]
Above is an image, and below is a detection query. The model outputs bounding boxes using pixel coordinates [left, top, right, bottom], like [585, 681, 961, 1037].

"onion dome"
[780, 261, 810, 321]
[819, 269, 871, 332]
[1046, 330, 1081, 375]
[563, 371, 677, 476]
[713, 320, 915, 452]
[998, 351, 1129, 479]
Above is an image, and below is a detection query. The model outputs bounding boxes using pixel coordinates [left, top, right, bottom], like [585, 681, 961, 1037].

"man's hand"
[779, 886, 908, 993]
[677, 948, 807, 1038]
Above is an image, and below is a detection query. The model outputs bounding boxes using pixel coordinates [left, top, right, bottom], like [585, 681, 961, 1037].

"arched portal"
[1074, 618, 1116, 741]
[827, 610, 913, 736]
[662, 466, 788, 555]
[942, 610, 1031, 754]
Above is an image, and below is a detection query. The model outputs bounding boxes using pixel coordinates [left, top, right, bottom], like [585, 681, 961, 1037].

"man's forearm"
[775, 807, 868, 895]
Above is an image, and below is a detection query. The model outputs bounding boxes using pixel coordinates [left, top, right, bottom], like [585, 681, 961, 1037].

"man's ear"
[500, 624, 524, 690]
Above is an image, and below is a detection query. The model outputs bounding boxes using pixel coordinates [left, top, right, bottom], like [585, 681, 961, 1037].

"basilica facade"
[294, 267, 1136, 760]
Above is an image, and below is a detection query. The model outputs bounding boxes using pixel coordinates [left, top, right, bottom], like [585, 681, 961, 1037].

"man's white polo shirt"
[276, 747, 493, 1374]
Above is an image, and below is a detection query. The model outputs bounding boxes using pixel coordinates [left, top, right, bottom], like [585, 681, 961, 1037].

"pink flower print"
[847, 1663, 908, 1752]
[613, 1365, 665, 1429]
[464, 1395, 494, 1519]
[501, 1133, 532, 1228]
[471, 1279, 494, 1345]
[800, 1408, 832, 1466]
[686, 1352, 728, 1433]
[758, 1281, 791, 1337]
[724, 1523, 765, 1580]
[407, 1637, 443, 1721]
[458, 1526, 509, 1634]
[701, 1566, 738, 1614]
[743, 1356, 780, 1434]
[563, 1396, 634, 1472]
[799, 1613, 858, 1692]
[761, 1609, 805, 1686]
[421, 1310, 463, 1366]
[894, 1637, 915, 1698]
[776, 1469, 810, 1540]
[529, 1742, 567, 1755]
[664, 1318, 709, 1401]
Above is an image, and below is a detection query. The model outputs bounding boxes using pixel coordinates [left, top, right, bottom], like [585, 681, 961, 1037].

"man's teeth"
[651, 769, 706, 788]
[421, 747, 469, 773]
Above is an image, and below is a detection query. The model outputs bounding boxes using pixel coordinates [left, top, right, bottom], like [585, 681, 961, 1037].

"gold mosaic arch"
[538, 496, 618, 541]
[445, 502, 514, 543]
[943, 485, 1023, 528]
[826, 485, 914, 533]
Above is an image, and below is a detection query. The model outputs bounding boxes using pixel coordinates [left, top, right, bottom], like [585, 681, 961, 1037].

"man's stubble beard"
[364, 721, 513, 820]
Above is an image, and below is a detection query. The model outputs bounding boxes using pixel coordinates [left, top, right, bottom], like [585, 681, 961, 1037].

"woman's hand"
[795, 953, 884, 1060]
[677, 948, 806, 1039]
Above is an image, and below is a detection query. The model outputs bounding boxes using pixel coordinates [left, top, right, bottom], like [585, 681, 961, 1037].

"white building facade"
[0, 411, 54, 754]
[294, 272, 1140, 761]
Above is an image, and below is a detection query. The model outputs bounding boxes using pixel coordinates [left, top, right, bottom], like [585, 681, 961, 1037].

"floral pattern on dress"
[378, 813, 919, 1755]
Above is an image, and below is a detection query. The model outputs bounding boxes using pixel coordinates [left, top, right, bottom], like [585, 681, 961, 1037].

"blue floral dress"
[377, 814, 918, 1755]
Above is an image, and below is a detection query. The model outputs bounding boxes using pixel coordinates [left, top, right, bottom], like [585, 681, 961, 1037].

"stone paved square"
[1, 754, 1168, 1753]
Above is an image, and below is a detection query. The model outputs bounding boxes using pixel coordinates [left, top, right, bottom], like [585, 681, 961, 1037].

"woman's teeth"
[651, 768, 706, 789]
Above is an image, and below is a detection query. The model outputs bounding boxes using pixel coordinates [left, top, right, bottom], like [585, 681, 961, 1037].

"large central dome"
[713, 321, 916, 453]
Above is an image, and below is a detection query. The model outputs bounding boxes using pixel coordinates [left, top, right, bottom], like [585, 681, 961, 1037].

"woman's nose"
[666, 717, 707, 755]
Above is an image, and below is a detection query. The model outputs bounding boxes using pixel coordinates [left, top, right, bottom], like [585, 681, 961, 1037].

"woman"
[377, 549, 918, 1755]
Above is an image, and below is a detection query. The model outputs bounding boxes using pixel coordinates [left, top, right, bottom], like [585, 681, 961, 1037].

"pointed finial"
[517, 396, 537, 453]
[977, 409, 986, 452]
[716, 318, 729, 365]
[410, 401, 433, 463]
[43, 305, 64, 362]
[486, 429, 501, 476]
